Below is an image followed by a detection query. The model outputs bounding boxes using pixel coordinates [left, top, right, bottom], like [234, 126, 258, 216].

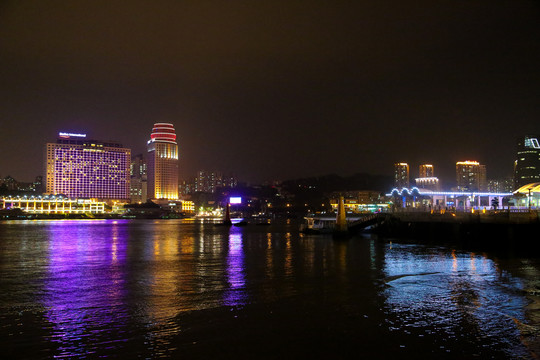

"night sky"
[1, 0, 539, 186]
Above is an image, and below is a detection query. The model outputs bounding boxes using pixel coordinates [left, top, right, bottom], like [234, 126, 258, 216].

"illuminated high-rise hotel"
[45, 132, 131, 200]
[147, 123, 179, 199]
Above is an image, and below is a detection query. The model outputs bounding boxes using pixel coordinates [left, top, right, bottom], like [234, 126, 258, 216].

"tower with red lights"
[147, 123, 179, 199]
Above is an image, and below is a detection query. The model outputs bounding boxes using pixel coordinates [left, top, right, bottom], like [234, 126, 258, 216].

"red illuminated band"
[149, 123, 178, 144]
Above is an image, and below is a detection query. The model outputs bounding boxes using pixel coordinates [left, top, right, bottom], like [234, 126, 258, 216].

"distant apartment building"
[130, 153, 147, 203]
[415, 164, 440, 190]
[147, 123, 179, 199]
[394, 163, 409, 189]
[194, 170, 238, 193]
[514, 135, 540, 189]
[45, 132, 131, 201]
[0, 175, 18, 191]
[456, 161, 487, 192]
[487, 178, 514, 193]
[419, 164, 434, 178]
[179, 179, 195, 196]
[0, 175, 43, 193]
[195, 170, 221, 193]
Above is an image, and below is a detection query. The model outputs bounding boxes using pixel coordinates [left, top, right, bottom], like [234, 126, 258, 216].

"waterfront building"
[329, 190, 389, 213]
[513, 182, 540, 209]
[456, 161, 487, 192]
[45, 132, 131, 201]
[152, 198, 196, 214]
[389, 187, 513, 212]
[415, 177, 440, 191]
[514, 135, 540, 189]
[0, 195, 106, 214]
[147, 123, 179, 200]
[130, 154, 147, 203]
[394, 163, 409, 189]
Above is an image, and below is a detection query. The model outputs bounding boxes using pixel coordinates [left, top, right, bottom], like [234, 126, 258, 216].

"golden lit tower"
[419, 164, 434, 178]
[147, 123, 179, 199]
[415, 164, 440, 190]
[394, 163, 409, 189]
[456, 161, 487, 192]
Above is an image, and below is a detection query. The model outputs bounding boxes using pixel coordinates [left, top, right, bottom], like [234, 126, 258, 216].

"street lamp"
[529, 189, 532, 212]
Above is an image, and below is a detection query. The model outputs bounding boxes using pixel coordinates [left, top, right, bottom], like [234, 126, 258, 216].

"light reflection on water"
[0, 220, 538, 358]
[43, 220, 130, 358]
[383, 243, 528, 356]
[223, 232, 247, 307]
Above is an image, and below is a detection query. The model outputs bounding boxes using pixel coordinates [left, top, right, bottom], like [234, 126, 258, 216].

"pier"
[375, 210, 540, 250]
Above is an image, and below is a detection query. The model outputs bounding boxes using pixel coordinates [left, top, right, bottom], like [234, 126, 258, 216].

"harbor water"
[0, 219, 539, 359]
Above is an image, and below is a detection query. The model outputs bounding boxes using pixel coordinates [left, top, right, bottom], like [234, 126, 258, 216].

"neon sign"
[230, 197, 242, 204]
[525, 137, 540, 149]
[59, 132, 87, 138]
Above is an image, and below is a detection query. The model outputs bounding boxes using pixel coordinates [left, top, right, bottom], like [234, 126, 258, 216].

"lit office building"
[147, 123, 179, 199]
[45, 132, 131, 200]
[456, 161, 487, 192]
[514, 135, 540, 189]
[394, 163, 409, 189]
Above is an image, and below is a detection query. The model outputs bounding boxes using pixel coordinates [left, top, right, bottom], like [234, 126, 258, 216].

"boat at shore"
[300, 215, 362, 234]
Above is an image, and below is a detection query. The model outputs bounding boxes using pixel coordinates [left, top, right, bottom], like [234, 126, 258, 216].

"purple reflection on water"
[223, 232, 248, 306]
[42, 220, 130, 357]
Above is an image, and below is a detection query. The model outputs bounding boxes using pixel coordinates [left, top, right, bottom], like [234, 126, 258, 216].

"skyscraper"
[514, 135, 540, 189]
[394, 163, 409, 189]
[45, 132, 131, 200]
[147, 123, 179, 199]
[456, 161, 487, 192]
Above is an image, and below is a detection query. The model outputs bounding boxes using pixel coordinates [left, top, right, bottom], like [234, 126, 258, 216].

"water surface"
[0, 219, 538, 358]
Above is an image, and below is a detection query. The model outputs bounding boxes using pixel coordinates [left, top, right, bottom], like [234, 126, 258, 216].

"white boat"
[300, 215, 361, 234]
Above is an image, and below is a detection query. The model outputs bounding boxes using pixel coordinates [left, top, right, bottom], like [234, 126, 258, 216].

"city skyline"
[0, 128, 535, 191]
[1, 1, 539, 184]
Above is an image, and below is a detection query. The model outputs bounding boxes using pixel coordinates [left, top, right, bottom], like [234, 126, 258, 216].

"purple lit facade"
[45, 135, 131, 200]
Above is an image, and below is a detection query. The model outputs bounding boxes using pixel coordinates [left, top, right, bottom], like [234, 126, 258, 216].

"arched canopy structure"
[514, 182, 540, 195]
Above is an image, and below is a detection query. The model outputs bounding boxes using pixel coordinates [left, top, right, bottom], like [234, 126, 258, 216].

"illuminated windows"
[45, 139, 131, 200]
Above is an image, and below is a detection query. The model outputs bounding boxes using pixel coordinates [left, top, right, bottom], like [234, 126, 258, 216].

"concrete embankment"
[375, 211, 540, 251]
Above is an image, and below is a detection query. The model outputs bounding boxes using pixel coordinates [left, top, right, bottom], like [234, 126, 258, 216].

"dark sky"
[1, 0, 539, 186]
